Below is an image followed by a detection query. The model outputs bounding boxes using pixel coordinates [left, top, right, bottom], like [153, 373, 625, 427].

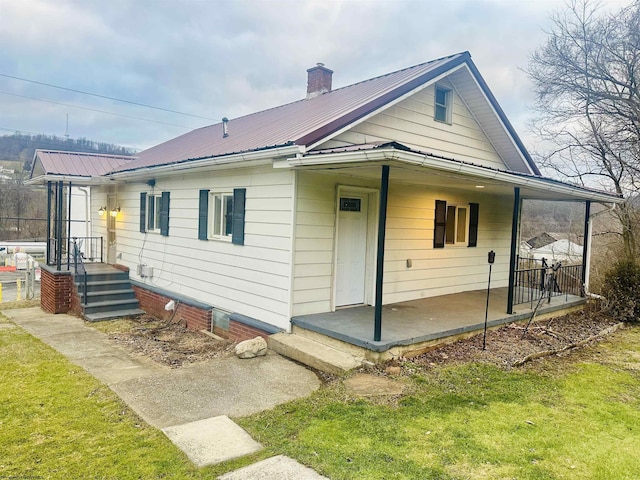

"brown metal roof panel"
[35, 150, 136, 177]
[114, 53, 467, 172]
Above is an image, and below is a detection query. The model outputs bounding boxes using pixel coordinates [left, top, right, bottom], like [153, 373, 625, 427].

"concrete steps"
[268, 332, 363, 375]
[75, 265, 144, 321]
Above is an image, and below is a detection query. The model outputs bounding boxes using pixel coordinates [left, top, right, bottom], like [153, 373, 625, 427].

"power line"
[0, 91, 193, 129]
[0, 72, 216, 121]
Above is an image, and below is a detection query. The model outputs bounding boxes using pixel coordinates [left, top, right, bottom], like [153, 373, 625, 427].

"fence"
[512, 256, 584, 308]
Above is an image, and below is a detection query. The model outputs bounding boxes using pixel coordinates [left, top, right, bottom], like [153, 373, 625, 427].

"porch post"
[67, 182, 72, 269]
[581, 201, 591, 295]
[374, 165, 390, 342]
[46, 181, 52, 265]
[506, 187, 521, 314]
[55, 181, 64, 270]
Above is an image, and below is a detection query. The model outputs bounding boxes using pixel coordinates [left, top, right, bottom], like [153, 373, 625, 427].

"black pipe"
[374, 165, 390, 342]
[506, 187, 520, 314]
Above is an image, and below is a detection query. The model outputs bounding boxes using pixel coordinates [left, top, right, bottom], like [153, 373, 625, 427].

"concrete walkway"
[2, 307, 327, 478]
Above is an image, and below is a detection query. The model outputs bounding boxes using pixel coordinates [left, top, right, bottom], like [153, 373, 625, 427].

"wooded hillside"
[0, 133, 136, 169]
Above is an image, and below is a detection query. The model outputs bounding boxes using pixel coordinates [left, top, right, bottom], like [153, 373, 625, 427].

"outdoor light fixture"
[110, 207, 121, 217]
[98, 206, 107, 216]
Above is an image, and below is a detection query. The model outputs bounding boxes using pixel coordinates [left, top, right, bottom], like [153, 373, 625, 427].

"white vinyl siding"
[324, 82, 507, 170]
[291, 171, 513, 316]
[95, 166, 295, 331]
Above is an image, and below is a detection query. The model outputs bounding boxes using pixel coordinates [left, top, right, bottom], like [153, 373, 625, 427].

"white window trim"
[147, 193, 162, 233]
[434, 84, 452, 124]
[445, 204, 469, 246]
[209, 191, 233, 241]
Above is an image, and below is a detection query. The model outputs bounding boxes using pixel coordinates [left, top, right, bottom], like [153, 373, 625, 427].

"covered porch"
[292, 287, 585, 358]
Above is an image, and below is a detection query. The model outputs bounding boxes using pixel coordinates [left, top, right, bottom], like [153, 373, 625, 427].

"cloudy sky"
[0, 0, 627, 153]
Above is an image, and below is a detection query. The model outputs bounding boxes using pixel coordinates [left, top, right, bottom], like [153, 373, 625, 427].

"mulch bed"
[406, 308, 620, 370]
[108, 314, 235, 367]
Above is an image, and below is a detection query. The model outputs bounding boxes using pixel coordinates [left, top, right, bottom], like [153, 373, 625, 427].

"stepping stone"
[344, 373, 405, 397]
[218, 455, 328, 479]
[162, 415, 262, 467]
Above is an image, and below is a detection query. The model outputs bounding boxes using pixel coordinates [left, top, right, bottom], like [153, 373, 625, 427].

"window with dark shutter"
[160, 191, 170, 236]
[198, 189, 209, 240]
[434, 200, 447, 248]
[468, 203, 479, 247]
[231, 188, 246, 245]
[139, 192, 147, 233]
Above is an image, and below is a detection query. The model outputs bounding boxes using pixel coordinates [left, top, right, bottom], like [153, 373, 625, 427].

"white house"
[29, 52, 621, 359]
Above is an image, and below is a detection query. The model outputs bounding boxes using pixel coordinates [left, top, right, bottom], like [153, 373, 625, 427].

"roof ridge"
[35, 149, 137, 159]
[194, 52, 469, 130]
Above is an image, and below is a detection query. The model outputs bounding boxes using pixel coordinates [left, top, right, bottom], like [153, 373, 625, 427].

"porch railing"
[512, 256, 584, 308]
[47, 236, 103, 269]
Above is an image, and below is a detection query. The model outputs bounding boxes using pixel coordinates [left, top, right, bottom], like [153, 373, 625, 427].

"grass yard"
[240, 326, 640, 479]
[0, 313, 264, 479]
[2, 306, 640, 480]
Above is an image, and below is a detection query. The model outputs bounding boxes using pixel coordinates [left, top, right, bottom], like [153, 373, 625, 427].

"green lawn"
[0, 313, 265, 479]
[2, 307, 640, 479]
[239, 327, 640, 479]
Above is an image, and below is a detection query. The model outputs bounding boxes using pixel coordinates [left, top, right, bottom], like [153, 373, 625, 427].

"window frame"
[146, 194, 162, 233]
[209, 191, 234, 241]
[445, 204, 469, 246]
[434, 84, 452, 124]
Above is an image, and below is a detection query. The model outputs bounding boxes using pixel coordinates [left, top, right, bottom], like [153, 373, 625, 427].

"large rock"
[235, 336, 268, 359]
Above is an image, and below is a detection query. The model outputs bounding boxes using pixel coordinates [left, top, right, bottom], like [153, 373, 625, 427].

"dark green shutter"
[160, 191, 170, 236]
[468, 203, 479, 247]
[231, 188, 246, 245]
[434, 200, 447, 248]
[198, 190, 209, 240]
[139, 192, 146, 233]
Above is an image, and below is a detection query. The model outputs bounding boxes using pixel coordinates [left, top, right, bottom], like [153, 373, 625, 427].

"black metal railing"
[513, 256, 584, 308]
[72, 239, 88, 306]
[47, 236, 103, 269]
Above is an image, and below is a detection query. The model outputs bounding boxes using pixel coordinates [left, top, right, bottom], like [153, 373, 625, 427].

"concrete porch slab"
[162, 415, 262, 467]
[218, 455, 329, 480]
[292, 287, 585, 355]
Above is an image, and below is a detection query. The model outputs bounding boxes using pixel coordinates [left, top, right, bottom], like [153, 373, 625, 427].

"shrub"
[601, 260, 640, 322]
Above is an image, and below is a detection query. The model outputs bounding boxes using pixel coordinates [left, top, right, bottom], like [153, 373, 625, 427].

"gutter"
[278, 147, 622, 203]
[106, 144, 305, 182]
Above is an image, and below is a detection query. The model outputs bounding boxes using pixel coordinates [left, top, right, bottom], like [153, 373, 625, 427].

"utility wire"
[0, 72, 216, 121]
[1, 91, 193, 129]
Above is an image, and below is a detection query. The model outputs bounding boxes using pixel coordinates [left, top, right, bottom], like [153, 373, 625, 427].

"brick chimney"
[306, 63, 333, 99]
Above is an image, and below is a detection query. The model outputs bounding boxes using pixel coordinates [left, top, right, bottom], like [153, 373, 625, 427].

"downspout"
[77, 187, 91, 239]
[506, 187, 521, 314]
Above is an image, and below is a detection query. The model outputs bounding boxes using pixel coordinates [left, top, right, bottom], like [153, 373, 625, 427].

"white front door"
[336, 195, 368, 307]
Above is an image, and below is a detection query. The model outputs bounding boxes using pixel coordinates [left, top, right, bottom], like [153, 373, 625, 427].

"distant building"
[521, 232, 583, 263]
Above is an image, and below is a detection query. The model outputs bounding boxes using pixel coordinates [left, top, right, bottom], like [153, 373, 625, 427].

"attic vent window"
[434, 85, 452, 123]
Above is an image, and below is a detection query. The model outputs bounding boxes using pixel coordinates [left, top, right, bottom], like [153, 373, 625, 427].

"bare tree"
[528, 0, 640, 260]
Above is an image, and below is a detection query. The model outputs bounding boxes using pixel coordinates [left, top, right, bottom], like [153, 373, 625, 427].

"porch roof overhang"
[275, 144, 623, 204]
[26, 174, 114, 186]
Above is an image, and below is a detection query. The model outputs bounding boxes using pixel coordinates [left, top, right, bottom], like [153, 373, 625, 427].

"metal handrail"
[72, 238, 88, 306]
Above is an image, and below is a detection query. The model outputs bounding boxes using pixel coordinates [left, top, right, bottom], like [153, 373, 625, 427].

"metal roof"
[113, 52, 484, 173]
[32, 150, 136, 177]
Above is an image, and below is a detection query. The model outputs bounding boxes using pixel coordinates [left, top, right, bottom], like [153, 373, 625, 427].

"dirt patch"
[106, 314, 236, 367]
[389, 307, 621, 371]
